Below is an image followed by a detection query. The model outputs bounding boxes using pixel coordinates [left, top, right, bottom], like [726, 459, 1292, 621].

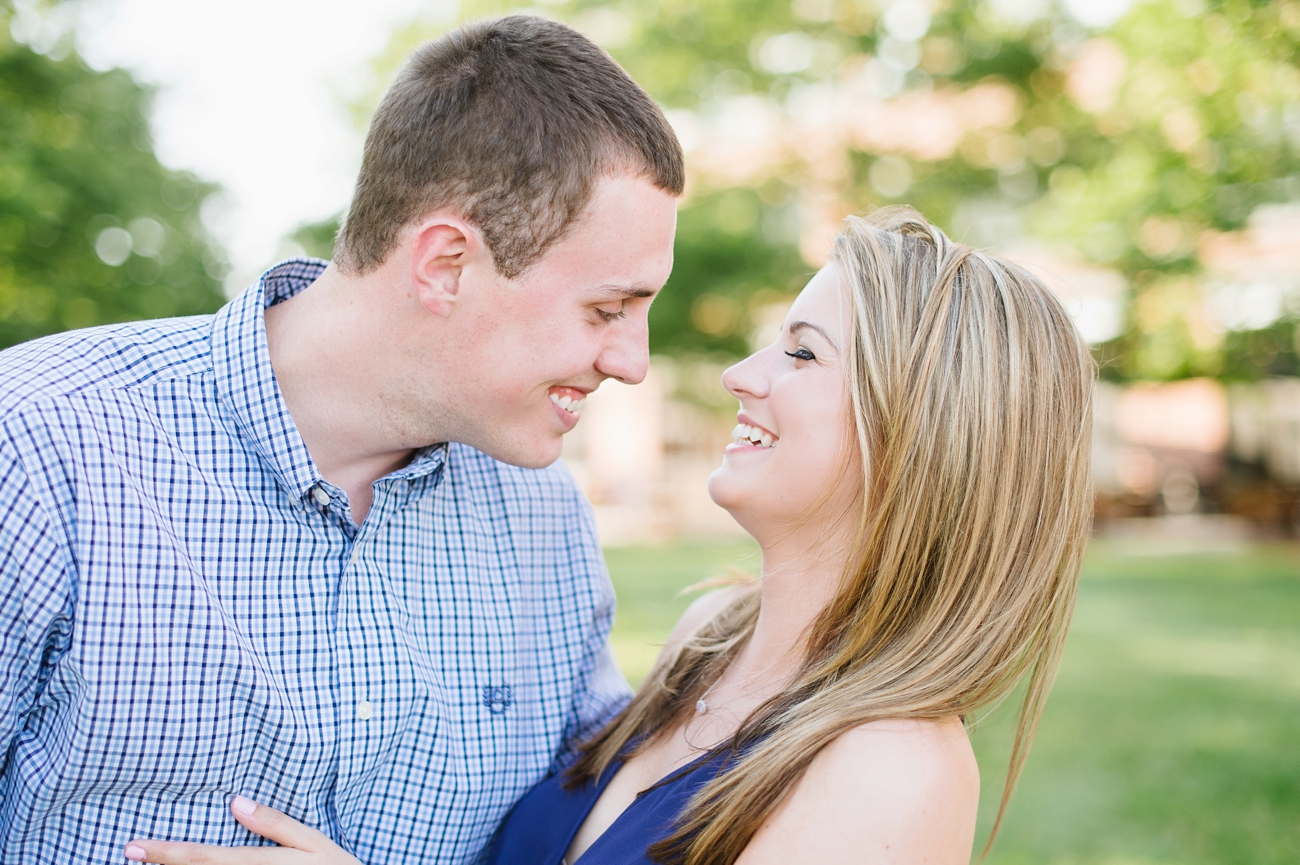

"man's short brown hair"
[337, 15, 685, 279]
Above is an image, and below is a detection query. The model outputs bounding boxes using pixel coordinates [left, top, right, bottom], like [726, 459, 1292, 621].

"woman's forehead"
[785, 264, 849, 338]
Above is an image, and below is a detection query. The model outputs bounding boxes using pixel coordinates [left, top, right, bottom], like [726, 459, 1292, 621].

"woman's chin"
[707, 469, 755, 526]
[707, 467, 735, 503]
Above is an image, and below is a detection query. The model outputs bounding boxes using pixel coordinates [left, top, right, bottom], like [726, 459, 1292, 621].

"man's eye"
[596, 307, 626, 322]
[785, 347, 815, 361]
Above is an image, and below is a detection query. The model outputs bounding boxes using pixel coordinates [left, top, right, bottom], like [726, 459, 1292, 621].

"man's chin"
[474, 435, 565, 470]
[508, 452, 563, 470]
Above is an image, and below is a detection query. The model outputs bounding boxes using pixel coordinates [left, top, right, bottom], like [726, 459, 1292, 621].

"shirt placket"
[325, 475, 420, 840]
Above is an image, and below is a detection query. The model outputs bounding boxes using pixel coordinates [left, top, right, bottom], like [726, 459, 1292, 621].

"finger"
[123, 838, 286, 865]
[229, 796, 340, 855]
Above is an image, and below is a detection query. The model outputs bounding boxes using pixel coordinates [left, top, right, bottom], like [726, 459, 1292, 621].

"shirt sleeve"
[550, 493, 632, 771]
[552, 640, 631, 771]
[0, 439, 75, 777]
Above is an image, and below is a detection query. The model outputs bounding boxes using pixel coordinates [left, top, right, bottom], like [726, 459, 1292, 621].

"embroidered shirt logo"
[482, 685, 512, 714]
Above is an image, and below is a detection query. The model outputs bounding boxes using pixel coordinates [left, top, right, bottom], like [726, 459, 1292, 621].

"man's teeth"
[730, 423, 776, 448]
[550, 392, 586, 415]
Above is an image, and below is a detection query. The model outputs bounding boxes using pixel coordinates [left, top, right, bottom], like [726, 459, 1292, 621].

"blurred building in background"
[561, 359, 748, 545]
[1093, 378, 1228, 517]
[570, 369, 1300, 546]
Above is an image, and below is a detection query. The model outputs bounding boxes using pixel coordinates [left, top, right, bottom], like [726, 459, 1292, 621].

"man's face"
[434, 173, 677, 468]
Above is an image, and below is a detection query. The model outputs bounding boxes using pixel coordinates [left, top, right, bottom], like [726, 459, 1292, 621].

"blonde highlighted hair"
[570, 207, 1095, 864]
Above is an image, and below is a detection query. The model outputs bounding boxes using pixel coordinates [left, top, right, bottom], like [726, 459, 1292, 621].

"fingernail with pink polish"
[231, 795, 258, 817]
[124, 843, 146, 861]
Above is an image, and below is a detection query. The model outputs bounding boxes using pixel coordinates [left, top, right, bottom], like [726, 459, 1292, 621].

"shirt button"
[356, 700, 373, 720]
[312, 486, 330, 506]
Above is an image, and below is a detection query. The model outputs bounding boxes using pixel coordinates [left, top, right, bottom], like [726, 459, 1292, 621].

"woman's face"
[708, 263, 860, 539]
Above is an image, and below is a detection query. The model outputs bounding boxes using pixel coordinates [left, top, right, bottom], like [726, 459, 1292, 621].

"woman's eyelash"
[786, 347, 815, 361]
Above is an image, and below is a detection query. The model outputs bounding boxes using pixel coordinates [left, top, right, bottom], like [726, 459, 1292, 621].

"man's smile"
[548, 385, 588, 417]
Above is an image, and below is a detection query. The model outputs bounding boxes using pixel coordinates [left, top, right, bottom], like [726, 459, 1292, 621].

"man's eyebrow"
[789, 320, 838, 350]
[594, 284, 658, 299]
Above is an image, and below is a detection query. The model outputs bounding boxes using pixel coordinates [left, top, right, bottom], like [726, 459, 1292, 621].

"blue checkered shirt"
[0, 259, 630, 864]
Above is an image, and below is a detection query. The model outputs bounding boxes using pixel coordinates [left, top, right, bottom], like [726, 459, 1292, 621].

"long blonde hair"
[569, 207, 1095, 864]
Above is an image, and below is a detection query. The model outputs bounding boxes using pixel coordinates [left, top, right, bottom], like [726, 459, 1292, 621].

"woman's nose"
[721, 350, 771, 400]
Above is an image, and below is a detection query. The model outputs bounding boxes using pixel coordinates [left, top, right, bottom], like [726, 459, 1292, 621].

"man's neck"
[263, 263, 427, 523]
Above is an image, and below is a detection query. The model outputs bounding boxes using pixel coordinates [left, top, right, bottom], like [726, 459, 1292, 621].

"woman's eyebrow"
[788, 320, 838, 350]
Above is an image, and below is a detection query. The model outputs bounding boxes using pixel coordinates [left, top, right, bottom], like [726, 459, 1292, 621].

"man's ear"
[409, 218, 477, 318]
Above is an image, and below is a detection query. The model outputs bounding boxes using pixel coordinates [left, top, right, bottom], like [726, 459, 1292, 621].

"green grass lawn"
[603, 538, 1300, 865]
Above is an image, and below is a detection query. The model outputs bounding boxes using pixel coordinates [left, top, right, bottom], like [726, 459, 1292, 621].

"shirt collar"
[211, 258, 448, 503]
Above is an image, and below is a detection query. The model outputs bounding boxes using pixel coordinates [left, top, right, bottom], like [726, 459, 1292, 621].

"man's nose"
[595, 315, 650, 385]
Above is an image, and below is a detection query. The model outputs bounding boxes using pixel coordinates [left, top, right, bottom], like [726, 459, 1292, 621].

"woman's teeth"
[731, 423, 776, 448]
[550, 392, 586, 415]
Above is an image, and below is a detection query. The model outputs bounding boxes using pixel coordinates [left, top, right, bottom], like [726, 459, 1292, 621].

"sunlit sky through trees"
[71, 0, 434, 292]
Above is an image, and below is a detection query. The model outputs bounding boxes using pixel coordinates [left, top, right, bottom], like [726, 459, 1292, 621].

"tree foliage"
[0, 3, 226, 351]
[368, 0, 1299, 374]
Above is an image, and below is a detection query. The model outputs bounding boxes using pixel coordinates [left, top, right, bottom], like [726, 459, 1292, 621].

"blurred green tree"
[288, 215, 340, 262]
[0, 1, 226, 351]
[649, 187, 807, 358]
[360, 0, 1300, 375]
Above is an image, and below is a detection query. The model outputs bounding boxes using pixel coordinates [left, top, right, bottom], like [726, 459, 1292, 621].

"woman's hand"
[123, 796, 362, 865]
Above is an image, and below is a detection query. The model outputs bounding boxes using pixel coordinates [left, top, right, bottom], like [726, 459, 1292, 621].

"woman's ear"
[409, 218, 475, 317]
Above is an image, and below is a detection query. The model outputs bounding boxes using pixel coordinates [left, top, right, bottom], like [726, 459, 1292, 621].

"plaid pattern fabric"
[0, 259, 629, 864]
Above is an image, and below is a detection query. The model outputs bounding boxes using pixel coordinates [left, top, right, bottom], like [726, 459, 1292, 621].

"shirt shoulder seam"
[0, 362, 216, 426]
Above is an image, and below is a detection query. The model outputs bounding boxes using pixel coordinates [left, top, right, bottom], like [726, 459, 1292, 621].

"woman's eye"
[785, 347, 816, 362]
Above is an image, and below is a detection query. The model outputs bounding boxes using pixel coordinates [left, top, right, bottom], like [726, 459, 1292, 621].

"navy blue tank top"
[484, 744, 741, 865]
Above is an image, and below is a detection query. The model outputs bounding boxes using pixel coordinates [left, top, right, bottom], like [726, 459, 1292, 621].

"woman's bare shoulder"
[737, 716, 979, 864]
[829, 717, 979, 798]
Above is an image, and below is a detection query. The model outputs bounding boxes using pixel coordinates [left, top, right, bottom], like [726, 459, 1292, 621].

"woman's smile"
[728, 415, 779, 450]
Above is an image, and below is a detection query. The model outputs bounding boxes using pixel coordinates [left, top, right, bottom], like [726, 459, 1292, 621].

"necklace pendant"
[695, 698, 707, 715]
